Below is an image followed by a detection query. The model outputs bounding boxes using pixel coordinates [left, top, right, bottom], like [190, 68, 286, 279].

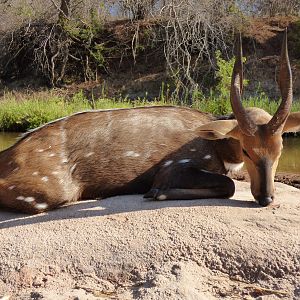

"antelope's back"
[0, 106, 214, 201]
[66, 106, 213, 196]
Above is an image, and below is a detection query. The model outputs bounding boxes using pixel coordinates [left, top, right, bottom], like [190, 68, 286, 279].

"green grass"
[0, 90, 300, 132]
[192, 93, 300, 116]
[0, 91, 171, 131]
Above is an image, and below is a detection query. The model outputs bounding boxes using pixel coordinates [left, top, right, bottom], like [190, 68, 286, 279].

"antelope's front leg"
[144, 163, 235, 200]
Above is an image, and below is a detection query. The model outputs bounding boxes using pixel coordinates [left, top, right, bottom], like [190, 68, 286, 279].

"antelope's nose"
[257, 196, 274, 207]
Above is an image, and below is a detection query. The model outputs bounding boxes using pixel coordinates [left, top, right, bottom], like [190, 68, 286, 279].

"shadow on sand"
[0, 195, 258, 229]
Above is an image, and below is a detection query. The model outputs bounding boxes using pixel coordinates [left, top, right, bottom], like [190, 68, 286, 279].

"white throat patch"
[224, 161, 244, 172]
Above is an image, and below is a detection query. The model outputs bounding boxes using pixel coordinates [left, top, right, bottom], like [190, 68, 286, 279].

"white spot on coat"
[35, 203, 48, 210]
[32, 172, 39, 176]
[24, 197, 35, 203]
[84, 152, 95, 158]
[16, 196, 25, 201]
[125, 151, 140, 158]
[178, 159, 191, 164]
[157, 194, 167, 200]
[70, 163, 77, 173]
[37, 149, 44, 153]
[49, 153, 55, 157]
[224, 161, 244, 172]
[52, 171, 59, 175]
[190, 148, 197, 152]
[41, 176, 49, 182]
[8, 185, 16, 190]
[200, 169, 213, 173]
[203, 155, 211, 160]
[163, 160, 173, 167]
[253, 148, 259, 154]
[62, 159, 68, 163]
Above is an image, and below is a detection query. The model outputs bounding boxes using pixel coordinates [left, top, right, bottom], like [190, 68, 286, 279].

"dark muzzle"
[256, 196, 274, 207]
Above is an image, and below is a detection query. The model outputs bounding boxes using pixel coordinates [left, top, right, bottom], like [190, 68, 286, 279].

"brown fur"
[0, 106, 243, 214]
[1, 105, 299, 214]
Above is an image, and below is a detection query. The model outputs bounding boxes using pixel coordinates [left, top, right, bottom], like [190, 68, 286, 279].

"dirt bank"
[0, 180, 299, 300]
[232, 171, 300, 189]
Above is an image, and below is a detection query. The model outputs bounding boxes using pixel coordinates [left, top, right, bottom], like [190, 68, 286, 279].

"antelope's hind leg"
[144, 163, 235, 200]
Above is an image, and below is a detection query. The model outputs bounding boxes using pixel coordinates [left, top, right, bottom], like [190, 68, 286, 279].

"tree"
[120, 0, 158, 20]
[236, 0, 300, 16]
[59, 0, 71, 23]
[160, 0, 240, 98]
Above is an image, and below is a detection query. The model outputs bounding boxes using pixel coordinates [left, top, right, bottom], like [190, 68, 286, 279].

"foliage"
[0, 91, 168, 131]
[1, 89, 300, 132]
[1, 0, 300, 96]
[194, 50, 250, 115]
[288, 19, 300, 59]
[215, 50, 248, 99]
[119, 0, 160, 20]
[246, 0, 300, 17]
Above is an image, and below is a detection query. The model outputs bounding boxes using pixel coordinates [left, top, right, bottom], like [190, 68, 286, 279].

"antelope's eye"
[242, 148, 251, 159]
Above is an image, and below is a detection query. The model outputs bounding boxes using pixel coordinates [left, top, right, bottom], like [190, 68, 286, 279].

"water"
[279, 137, 300, 173]
[0, 132, 20, 152]
[0, 133, 299, 174]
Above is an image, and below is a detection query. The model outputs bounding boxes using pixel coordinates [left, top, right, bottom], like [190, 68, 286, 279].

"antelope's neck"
[214, 138, 244, 173]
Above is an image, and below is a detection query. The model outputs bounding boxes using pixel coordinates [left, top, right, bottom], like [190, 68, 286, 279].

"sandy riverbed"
[0, 180, 299, 300]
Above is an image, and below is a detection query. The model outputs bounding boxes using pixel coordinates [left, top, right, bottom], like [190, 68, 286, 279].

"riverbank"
[232, 171, 300, 189]
[1, 180, 299, 299]
[1, 89, 300, 132]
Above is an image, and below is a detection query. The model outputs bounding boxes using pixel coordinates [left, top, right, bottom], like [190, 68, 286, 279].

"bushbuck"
[0, 30, 299, 214]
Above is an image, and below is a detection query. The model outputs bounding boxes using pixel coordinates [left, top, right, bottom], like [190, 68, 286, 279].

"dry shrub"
[157, 0, 241, 99]
[241, 0, 300, 17]
[0, 21, 72, 86]
[2, 0, 298, 93]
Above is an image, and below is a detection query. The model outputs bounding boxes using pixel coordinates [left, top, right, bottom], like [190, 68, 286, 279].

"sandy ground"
[0, 180, 299, 300]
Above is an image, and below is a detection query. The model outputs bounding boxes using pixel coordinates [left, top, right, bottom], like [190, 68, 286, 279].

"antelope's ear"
[283, 112, 300, 133]
[197, 120, 240, 140]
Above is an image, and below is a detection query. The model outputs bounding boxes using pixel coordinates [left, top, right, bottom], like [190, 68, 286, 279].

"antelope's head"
[198, 29, 300, 206]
